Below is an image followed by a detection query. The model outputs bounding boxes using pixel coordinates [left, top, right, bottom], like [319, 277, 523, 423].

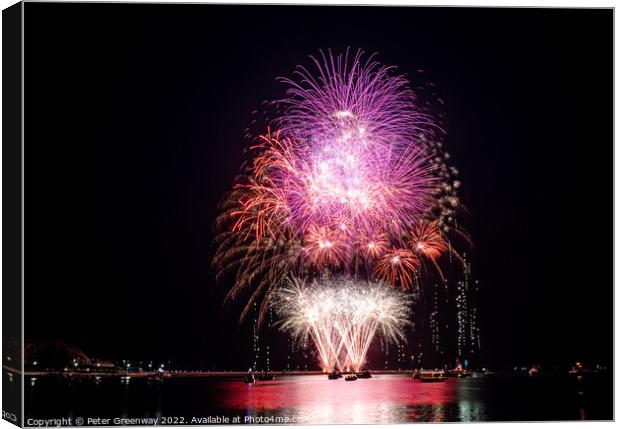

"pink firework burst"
[242, 49, 440, 245]
[276, 49, 440, 150]
[213, 49, 469, 325]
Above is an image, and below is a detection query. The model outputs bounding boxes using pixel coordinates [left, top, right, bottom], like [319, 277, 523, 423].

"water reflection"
[18, 371, 612, 423]
[216, 375, 482, 423]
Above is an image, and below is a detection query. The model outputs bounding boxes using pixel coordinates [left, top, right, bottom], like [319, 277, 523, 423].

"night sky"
[24, 4, 612, 370]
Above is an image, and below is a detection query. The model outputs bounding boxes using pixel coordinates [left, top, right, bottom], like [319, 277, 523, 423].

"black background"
[24, 4, 612, 370]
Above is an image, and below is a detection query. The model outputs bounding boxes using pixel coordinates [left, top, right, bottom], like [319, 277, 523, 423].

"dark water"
[16, 373, 612, 424]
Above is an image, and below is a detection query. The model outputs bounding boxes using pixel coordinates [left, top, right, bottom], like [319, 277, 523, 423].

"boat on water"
[244, 374, 255, 384]
[418, 370, 447, 382]
[357, 369, 372, 379]
[345, 374, 358, 381]
[327, 368, 343, 380]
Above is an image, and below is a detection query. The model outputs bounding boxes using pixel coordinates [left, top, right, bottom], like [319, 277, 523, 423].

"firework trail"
[274, 277, 412, 372]
[213, 49, 471, 329]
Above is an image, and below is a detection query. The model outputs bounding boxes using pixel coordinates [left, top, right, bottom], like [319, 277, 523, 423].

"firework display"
[214, 48, 470, 367]
[9, 4, 613, 424]
[275, 277, 412, 372]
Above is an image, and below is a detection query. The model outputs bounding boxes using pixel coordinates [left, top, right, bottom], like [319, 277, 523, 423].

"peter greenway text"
[26, 415, 306, 426]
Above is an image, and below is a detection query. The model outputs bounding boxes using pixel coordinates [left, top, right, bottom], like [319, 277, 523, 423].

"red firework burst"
[408, 221, 448, 261]
[303, 225, 349, 269]
[355, 230, 389, 260]
[374, 248, 421, 290]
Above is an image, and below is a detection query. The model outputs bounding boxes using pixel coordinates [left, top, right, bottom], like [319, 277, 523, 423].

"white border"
[5, 0, 619, 6]
[0, 2, 615, 429]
